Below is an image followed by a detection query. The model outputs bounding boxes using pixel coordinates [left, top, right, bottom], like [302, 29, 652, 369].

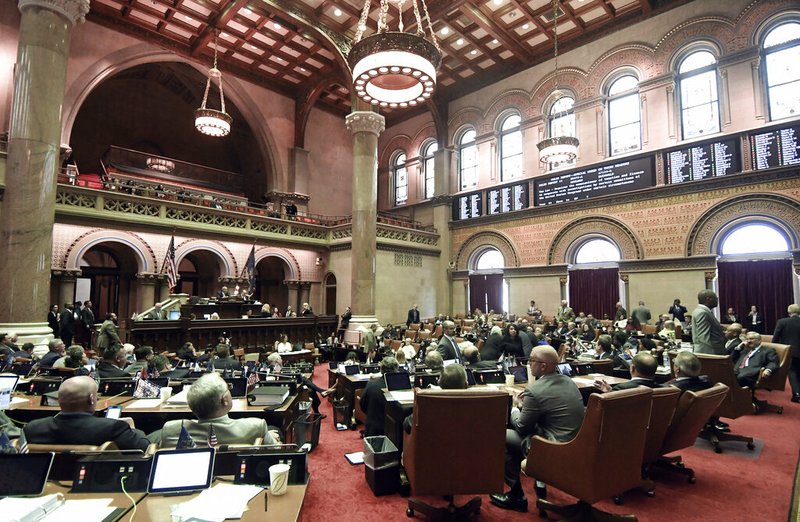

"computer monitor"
[168, 310, 181, 320]
[557, 363, 573, 377]
[344, 364, 359, 376]
[0, 453, 54, 496]
[0, 374, 19, 410]
[384, 371, 412, 392]
[413, 373, 440, 389]
[510, 365, 528, 383]
[147, 448, 215, 495]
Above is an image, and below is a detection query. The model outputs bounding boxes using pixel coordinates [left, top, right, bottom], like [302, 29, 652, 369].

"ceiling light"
[441, 26, 449, 35]
[522, 23, 529, 30]
[492, 39, 498, 44]
[493, 0, 503, 5]
[274, 22, 282, 29]
[349, 0, 442, 108]
[242, 8, 251, 15]
[470, 49, 477, 55]
[195, 34, 232, 138]
[334, 8, 342, 16]
[456, 38, 464, 45]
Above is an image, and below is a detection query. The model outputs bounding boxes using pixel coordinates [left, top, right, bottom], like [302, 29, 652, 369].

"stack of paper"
[170, 483, 264, 522]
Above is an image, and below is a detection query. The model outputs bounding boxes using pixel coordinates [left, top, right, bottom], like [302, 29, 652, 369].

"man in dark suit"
[596, 352, 662, 391]
[435, 320, 462, 363]
[47, 304, 60, 337]
[669, 299, 688, 323]
[491, 346, 584, 512]
[773, 304, 800, 402]
[614, 302, 628, 322]
[24, 376, 150, 451]
[631, 301, 652, 328]
[667, 351, 712, 394]
[724, 323, 745, 358]
[59, 302, 76, 346]
[733, 331, 778, 389]
[406, 304, 420, 327]
[209, 344, 243, 372]
[145, 303, 167, 320]
[39, 339, 66, 368]
[81, 300, 96, 346]
[463, 345, 498, 370]
[359, 357, 399, 437]
[594, 335, 615, 360]
[97, 344, 130, 378]
[339, 306, 351, 332]
[745, 305, 765, 334]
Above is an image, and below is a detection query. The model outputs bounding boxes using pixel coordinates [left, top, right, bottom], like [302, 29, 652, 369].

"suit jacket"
[773, 315, 800, 359]
[39, 351, 62, 368]
[97, 361, 129, 379]
[24, 412, 150, 451]
[406, 308, 420, 326]
[724, 338, 744, 358]
[556, 306, 575, 323]
[519, 330, 534, 357]
[467, 359, 499, 370]
[614, 307, 628, 321]
[691, 304, 726, 355]
[667, 376, 712, 394]
[146, 309, 167, 320]
[340, 310, 351, 329]
[631, 306, 651, 327]
[669, 305, 688, 322]
[480, 333, 502, 362]
[82, 307, 96, 329]
[436, 335, 462, 362]
[612, 378, 662, 390]
[96, 320, 121, 350]
[48, 311, 60, 336]
[360, 377, 388, 437]
[59, 309, 75, 335]
[733, 345, 779, 384]
[510, 372, 584, 442]
[160, 415, 276, 447]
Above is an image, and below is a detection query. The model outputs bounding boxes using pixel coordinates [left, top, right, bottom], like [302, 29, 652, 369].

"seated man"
[462, 345, 498, 370]
[38, 339, 66, 368]
[733, 331, 778, 388]
[423, 350, 444, 374]
[125, 345, 154, 375]
[24, 376, 150, 451]
[594, 334, 614, 360]
[596, 352, 662, 392]
[667, 351, 712, 393]
[97, 344, 130, 379]
[491, 346, 585, 512]
[160, 373, 279, 447]
[210, 344, 243, 372]
[724, 323, 745, 358]
[359, 357, 399, 437]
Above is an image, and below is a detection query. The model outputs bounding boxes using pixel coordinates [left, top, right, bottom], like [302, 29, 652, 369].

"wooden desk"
[44, 481, 146, 521]
[331, 371, 376, 423]
[135, 480, 307, 522]
[6, 394, 133, 422]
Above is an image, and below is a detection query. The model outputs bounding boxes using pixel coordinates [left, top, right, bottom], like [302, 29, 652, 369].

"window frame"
[606, 74, 642, 156]
[392, 151, 408, 206]
[458, 128, 479, 191]
[421, 140, 438, 199]
[760, 20, 800, 122]
[676, 49, 721, 140]
[498, 112, 523, 182]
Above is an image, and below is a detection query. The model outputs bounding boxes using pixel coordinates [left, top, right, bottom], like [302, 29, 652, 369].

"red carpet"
[297, 365, 798, 521]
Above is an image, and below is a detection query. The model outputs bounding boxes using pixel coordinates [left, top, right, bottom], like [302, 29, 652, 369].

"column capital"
[51, 268, 82, 281]
[136, 272, 165, 284]
[285, 280, 302, 289]
[18, 0, 90, 25]
[345, 111, 385, 136]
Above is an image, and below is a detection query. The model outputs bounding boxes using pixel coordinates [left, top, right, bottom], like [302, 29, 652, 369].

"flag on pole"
[207, 424, 218, 448]
[17, 430, 29, 454]
[0, 431, 16, 454]
[163, 236, 178, 294]
[242, 245, 256, 296]
[176, 421, 197, 449]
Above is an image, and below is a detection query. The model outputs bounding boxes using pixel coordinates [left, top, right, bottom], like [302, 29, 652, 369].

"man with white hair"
[160, 373, 280, 447]
[733, 331, 778, 389]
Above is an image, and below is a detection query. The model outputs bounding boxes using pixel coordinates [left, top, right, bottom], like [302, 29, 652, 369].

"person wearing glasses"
[490, 346, 584, 513]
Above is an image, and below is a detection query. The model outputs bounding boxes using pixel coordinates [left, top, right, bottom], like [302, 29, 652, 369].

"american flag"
[0, 431, 15, 454]
[207, 424, 218, 448]
[242, 245, 256, 296]
[176, 421, 197, 449]
[163, 236, 178, 294]
[247, 369, 260, 388]
[17, 430, 29, 454]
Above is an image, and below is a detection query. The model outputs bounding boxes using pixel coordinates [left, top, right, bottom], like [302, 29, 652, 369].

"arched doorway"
[469, 248, 507, 314]
[77, 243, 139, 326]
[254, 256, 291, 312]
[177, 250, 224, 298]
[324, 273, 337, 315]
[568, 237, 622, 320]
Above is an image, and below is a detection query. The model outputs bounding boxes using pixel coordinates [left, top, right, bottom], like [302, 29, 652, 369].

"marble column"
[286, 280, 300, 314]
[0, 0, 89, 350]
[53, 269, 82, 308]
[344, 111, 384, 332]
[431, 148, 454, 315]
[136, 273, 159, 316]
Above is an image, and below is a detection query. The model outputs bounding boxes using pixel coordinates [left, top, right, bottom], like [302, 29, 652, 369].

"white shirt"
[277, 342, 292, 353]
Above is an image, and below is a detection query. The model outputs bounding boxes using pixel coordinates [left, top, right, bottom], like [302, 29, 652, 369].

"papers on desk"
[282, 349, 311, 355]
[0, 494, 118, 522]
[170, 483, 264, 522]
[166, 386, 191, 405]
[387, 390, 414, 402]
[572, 377, 597, 386]
[10, 396, 30, 407]
[123, 398, 166, 409]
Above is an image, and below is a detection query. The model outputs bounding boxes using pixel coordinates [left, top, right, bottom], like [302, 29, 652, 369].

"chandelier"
[195, 33, 232, 137]
[349, 0, 442, 109]
[146, 157, 175, 174]
[537, 0, 579, 164]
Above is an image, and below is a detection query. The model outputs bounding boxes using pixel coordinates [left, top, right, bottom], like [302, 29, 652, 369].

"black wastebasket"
[363, 436, 400, 496]
[332, 397, 351, 431]
[291, 412, 323, 451]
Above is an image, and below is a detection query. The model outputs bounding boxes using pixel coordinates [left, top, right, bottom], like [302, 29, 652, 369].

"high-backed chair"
[590, 359, 614, 376]
[390, 339, 403, 353]
[652, 383, 729, 482]
[754, 342, 791, 414]
[403, 389, 508, 519]
[523, 387, 653, 521]
[641, 325, 657, 336]
[637, 387, 680, 495]
[694, 354, 756, 453]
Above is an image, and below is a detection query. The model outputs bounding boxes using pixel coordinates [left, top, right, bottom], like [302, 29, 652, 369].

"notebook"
[384, 371, 412, 392]
[0, 453, 54, 496]
[148, 448, 215, 495]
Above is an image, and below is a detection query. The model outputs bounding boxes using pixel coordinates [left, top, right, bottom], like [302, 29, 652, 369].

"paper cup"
[505, 374, 515, 386]
[269, 463, 290, 496]
[160, 386, 173, 402]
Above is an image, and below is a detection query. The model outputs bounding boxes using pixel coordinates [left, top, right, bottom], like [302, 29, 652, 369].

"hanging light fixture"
[348, 0, 442, 109]
[537, 0, 579, 164]
[195, 32, 232, 137]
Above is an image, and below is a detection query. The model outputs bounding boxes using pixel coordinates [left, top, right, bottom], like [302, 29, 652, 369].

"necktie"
[739, 349, 753, 369]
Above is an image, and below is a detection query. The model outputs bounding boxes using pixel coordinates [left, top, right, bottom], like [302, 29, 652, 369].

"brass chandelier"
[195, 33, 232, 137]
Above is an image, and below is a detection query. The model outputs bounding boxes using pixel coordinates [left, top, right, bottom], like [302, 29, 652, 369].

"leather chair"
[754, 342, 791, 414]
[641, 325, 657, 336]
[417, 330, 431, 341]
[637, 387, 680, 495]
[652, 383, 729, 482]
[694, 354, 756, 453]
[590, 359, 614, 376]
[523, 387, 653, 521]
[354, 388, 367, 426]
[403, 389, 508, 520]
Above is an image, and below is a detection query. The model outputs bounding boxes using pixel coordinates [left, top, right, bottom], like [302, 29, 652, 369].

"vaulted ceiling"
[89, 0, 693, 126]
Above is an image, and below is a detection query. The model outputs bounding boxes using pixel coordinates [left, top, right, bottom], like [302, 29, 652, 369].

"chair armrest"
[120, 417, 136, 429]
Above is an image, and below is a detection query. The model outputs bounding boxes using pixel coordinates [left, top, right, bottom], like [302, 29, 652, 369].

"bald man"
[490, 346, 584, 512]
[23, 376, 150, 451]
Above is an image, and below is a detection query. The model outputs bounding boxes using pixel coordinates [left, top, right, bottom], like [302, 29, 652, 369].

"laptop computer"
[0, 374, 19, 409]
[343, 364, 360, 376]
[0, 453, 54, 496]
[413, 373, 440, 389]
[384, 371, 412, 392]
[223, 376, 247, 398]
[465, 369, 477, 386]
[510, 365, 529, 383]
[147, 448, 215, 495]
[99, 379, 136, 397]
[557, 363, 573, 377]
[475, 370, 505, 385]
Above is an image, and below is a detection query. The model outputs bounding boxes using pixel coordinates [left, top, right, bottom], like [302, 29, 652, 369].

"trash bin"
[332, 397, 351, 431]
[291, 412, 323, 451]
[363, 436, 399, 496]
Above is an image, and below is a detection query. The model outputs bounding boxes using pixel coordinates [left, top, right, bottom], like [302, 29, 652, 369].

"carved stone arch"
[485, 90, 532, 127]
[530, 68, 587, 113]
[64, 230, 156, 272]
[744, 1, 800, 47]
[174, 239, 237, 278]
[379, 134, 413, 170]
[60, 44, 283, 195]
[686, 194, 800, 256]
[455, 231, 520, 271]
[548, 216, 642, 265]
[253, 247, 300, 281]
[448, 107, 483, 146]
[411, 124, 438, 157]
[295, 73, 349, 148]
[586, 47, 655, 95]
[653, 17, 734, 67]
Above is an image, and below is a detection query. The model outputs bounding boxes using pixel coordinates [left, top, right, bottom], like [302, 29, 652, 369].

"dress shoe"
[490, 493, 528, 512]
[791, 394, 800, 403]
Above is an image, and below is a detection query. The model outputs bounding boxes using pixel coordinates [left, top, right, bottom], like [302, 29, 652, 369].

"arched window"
[548, 95, 576, 170]
[459, 129, 478, 190]
[678, 50, 720, 139]
[720, 223, 790, 255]
[476, 249, 504, 269]
[421, 141, 437, 199]
[762, 22, 800, 121]
[392, 152, 407, 206]
[607, 75, 641, 155]
[499, 113, 522, 181]
[574, 238, 621, 264]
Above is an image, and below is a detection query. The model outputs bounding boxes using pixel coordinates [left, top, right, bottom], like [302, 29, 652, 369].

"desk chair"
[652, 383, 728, 482]
[694, 354, 756, 453]
[590, 359, 614, 376]
[637, 386, 680, 496]
[403, 389, 508, 520]
[754, 342, 791, 414]
[233, 348, 245, 363]
[523, 387, 653, 521]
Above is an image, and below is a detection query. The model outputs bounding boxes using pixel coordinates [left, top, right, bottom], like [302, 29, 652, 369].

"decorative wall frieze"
[618, 255, 719, 273]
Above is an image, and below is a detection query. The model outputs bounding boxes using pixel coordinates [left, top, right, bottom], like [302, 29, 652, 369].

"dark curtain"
[568, 268, 620, 321]
[469, 273, 504, 313]
[718, 259, 793, 334]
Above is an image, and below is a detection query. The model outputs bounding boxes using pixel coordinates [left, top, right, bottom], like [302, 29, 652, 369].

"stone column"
[431, 147, 454, 315]
[298, 282, 311, 308]
[286, 280, 300, 314]
[344, 111, 385, 332]
[136, 273, 159, 316]
[0, 0, 89, 350]
[53, 269, 81, 308]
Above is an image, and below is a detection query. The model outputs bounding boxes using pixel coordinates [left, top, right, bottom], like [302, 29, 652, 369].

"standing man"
[490, 346, 584, 512]
[96, 313, 121, 352]
[363, 323, 378, 355]
[59, 302, 76, 346]
[773, 304, 800, 403]
[631, 301, 652, 328]
[406, 303, 421, 327]
[47, 304, 60, 337]
[669, 299, 687, 323]
[555, 300, 574, 323]
[746, 305, 765, 334]
[436, 320, 463, 363]
[691, 290, 726, 355]
[339, 306, 351, 337]
[81, 300, 96, 347]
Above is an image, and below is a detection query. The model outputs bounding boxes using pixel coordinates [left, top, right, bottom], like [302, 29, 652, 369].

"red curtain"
[717, 259, 793, 334]
[469, 273, 504, 313]
[568, 268, 620, 320]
